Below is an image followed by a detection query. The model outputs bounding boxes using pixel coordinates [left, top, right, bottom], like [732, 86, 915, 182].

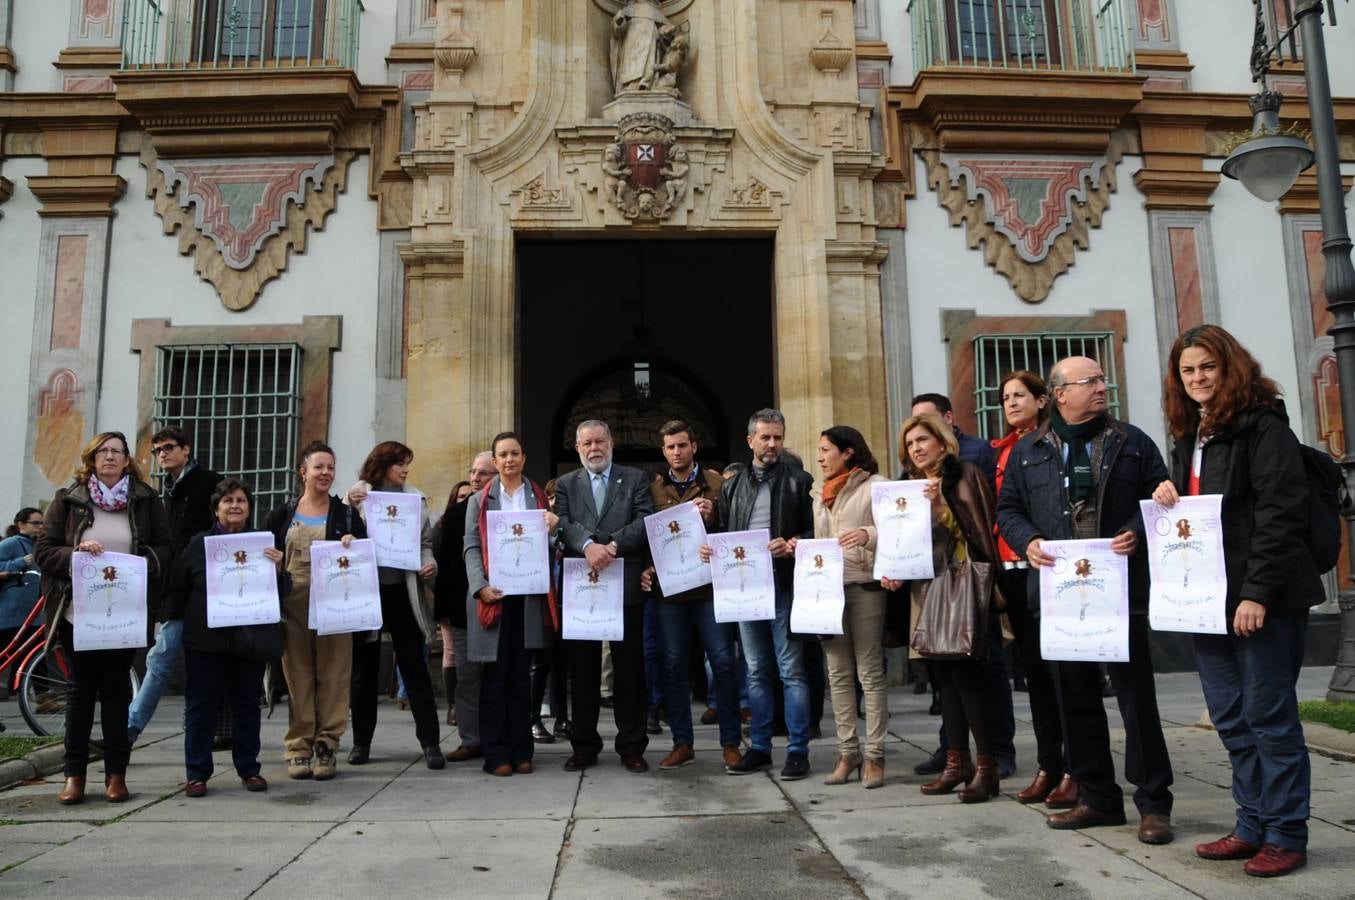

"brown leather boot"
[861, 758, 885, 790]
[919, 751, 973, 795]
[958, 754, 999, 803]
[822, 753, 863, 785]
[105, 773, 129, 803]
[58, 775, 85, 805]
[1044, 773, 1079, 809]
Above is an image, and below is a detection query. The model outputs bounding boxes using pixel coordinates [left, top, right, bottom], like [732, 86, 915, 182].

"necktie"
[592, 473, 608, 515]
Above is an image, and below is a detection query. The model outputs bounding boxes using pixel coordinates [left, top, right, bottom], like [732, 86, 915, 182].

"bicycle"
[1, 576, 142, 736]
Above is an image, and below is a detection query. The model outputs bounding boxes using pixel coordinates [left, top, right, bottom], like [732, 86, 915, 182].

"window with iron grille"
[971, 331, 1121, 439]
[153, 344, 303, 525]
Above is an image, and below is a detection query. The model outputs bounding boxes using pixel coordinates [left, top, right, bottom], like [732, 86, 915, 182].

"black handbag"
[229, 622, 285, 663]
[910, 558, 994, 659]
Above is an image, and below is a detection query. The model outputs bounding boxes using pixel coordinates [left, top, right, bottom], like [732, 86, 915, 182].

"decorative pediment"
[916, 127, 1124, 303]
[142, 146, 354, 311]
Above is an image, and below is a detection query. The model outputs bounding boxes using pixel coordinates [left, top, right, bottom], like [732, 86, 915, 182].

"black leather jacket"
[714, 460, 814, 590]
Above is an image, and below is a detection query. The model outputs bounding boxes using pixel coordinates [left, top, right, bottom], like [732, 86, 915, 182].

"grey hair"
[575, 420, 612, 442]
[746, 408, 786, 435]
[1048, 362, 1066, 389]
[472, 450, 494, 465]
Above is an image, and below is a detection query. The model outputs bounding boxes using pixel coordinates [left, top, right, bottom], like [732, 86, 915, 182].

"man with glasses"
[996, 356, 1176, 846]
[435, 451, 496, 762]
[127, 426, 222, 745]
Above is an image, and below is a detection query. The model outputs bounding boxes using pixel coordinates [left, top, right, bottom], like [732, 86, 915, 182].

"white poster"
[709, 529, 776, 623]
[1038, 539, 1129, 663]
[70, 551, 149, 651]
[486, 509, 551, 595]
[561, 557, 624, 641]
[790, 539, 845, 635]
[309, 539, 383, 635]
[1141, 496, 1228, 635]
[204, 532, 281, 628]
[645, 502, 712, 597]
[871, 480, 934, 581]
[363, 491, 423, 571]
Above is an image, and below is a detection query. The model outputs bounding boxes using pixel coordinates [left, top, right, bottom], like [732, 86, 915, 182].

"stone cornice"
[1278, 173, 1355, 215]
[855, 40, 892, 62]
[0, 48, 15, 75]
[27, 173, 126, 217]
[54, 47, 123, 69]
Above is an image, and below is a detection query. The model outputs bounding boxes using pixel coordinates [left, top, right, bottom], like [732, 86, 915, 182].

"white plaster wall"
[357, 0, 397, 86]
[0, 160, 47, 515]
[97, 153, 383, 485]
[1178, 2, 1355, 96]
[10, 1, 70, 93]
[902, 153, 1171, 451]
[878, 0, 913, 82]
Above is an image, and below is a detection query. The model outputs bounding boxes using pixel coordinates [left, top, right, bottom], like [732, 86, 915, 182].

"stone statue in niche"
[610, 0, 688, 97]
[601, 112, 689, 221]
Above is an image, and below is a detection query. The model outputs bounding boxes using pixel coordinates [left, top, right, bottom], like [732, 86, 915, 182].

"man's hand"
[585, 542, 614, 571]
[694, 498, 714, 523]
[1026, 538, 1055, 568]
[1234, 599, 1266, 637]
[543, 510, 559, 534]
[1110, 531, 1138, 557]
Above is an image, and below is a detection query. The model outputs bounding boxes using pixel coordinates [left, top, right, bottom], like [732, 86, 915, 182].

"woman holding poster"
[882, 414, 1003, 803]
[167, 478, 282, 797]
[805, 426, 888, 789]
[36, 431, 173, 805]
[1153, 325, 1322, 878]
[343, 441, 443, 770]
[264, 442, 364, 782]
[463, 431, 558, 777]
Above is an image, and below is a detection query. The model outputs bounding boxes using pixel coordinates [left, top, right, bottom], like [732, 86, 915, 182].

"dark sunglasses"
[152, 442, 182, 455]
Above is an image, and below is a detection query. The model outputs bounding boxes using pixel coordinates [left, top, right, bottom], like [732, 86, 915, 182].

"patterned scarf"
[87, 475, 130, 512]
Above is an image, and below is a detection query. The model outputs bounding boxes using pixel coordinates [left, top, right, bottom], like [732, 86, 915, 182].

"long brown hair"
[358, 441, 414, 487]
[897, 413, 959, 478]
[74, 431, 145, 484]
[1163, 325, 1280, 439]
[999, 370, 1050, 428]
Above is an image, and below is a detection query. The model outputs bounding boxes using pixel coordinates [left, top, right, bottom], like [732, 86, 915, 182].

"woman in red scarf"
[991, 371, 1075, 808]
[462, 431, 559, 776]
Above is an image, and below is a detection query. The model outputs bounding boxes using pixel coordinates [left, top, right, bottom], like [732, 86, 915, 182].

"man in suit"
[555, 419, 657, 772]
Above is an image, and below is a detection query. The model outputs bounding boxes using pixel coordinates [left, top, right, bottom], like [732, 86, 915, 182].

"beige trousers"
[280, 583, 352, 759]
[824, 584, 889, 760]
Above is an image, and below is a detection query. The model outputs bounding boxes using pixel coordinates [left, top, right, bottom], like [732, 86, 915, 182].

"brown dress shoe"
[958, 754, 999, 803]
[1137, 813, 1174, 845]
[1196, 832, 1261, 860]
[489, 763, 513, 777]
[1243, 844, 1307, 878]
[700, 707, 719, 725]
[1044, 773, 1079, 809]
[722, 746, 743, 770]
[1046, 801, 1127, 830]
[513, 761, 533, 774]
[242, 775, 268, 792]
[184, 779, 207, 798]
[919, 751, 974, 795]
[621, 754, 649, 774]
[58, 775, 86, 805]
[563, 753, 597, 772]
[445, 745, 483, 763]
[861, 758, 885, 790]
[105, 774, 129, 803]
[1016, 769, 1060, 804]
[659, 745, 695, 770]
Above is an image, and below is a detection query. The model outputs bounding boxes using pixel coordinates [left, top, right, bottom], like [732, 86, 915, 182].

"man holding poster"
[997, 356, 1175, 846]
[640, 420, 743, 772]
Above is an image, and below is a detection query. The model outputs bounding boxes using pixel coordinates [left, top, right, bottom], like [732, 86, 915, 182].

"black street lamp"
[1222, 0, 1355, 702]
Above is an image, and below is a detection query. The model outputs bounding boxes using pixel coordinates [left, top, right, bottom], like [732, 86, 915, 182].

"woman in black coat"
[1152, 325, 1322, 878]
[169, 478, 283, 797]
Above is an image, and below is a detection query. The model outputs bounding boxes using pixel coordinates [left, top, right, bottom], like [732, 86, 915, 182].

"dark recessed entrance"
[516, 239, 776, 481]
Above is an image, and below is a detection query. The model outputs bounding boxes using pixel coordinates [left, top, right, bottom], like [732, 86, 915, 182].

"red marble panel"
[1167, 226, 1203, 334]
[402, 70, 434, 90]
[50, 235, 88, 351]
[1137, 0, 1167, 39]
[1303, 228, 1331, 337]
[80, 0, 114, 38]
[63, 75, 114, 93]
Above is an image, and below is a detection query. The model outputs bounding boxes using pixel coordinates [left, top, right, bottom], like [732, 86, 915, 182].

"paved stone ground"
[0, 668, 1351, 899]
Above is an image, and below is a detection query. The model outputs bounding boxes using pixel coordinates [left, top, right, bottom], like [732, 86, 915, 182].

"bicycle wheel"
[18, 648, 69, 737]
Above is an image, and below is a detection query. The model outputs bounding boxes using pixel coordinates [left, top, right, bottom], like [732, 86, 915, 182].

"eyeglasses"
[95, 448, 128, 457]
[25, 519, 44, 526]
[469, 468, 496, 477]
[1062, 374, 1107, 389]
[152, 442, 181, 455]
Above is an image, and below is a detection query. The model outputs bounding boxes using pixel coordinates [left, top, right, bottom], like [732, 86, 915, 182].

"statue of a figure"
[601, 143, 631, 207]
[661, 143, 689, 208]
[652, 24, 688, 95]
[610, 0, 676, 95]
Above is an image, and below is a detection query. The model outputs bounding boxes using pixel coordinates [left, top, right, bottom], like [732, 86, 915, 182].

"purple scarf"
[87, 475, 130, 512]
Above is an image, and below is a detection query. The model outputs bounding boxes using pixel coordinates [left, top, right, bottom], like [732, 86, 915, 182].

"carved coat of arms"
[602, 112, 690, 221]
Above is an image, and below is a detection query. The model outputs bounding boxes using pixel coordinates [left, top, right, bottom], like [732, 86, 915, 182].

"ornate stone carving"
[916, 127, 1124, 302]
[809, 8, 853, 75]
[435, 0, 477, 100]
[726, 177, 771, 209]
[142, 146, 354, 310]
[609, 0, 688, 98]
[601, 113, 689, 220]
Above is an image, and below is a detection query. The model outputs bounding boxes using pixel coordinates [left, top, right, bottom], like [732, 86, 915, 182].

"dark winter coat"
[714, 459, 814, 592]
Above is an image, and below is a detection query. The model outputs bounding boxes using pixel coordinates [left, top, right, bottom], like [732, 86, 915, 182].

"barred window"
[153, 344, 302, 524]
[972, 331, 1121, 439]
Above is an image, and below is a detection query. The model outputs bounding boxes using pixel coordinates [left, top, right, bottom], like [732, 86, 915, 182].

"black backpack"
[1300, 444, 1344, 574]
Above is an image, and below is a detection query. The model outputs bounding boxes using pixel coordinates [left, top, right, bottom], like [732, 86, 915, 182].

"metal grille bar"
[906, 0, 1135, 73]
[971, 331, 1122, 439]
[121, 0, 361, 69]
[152, 343, 303, 527]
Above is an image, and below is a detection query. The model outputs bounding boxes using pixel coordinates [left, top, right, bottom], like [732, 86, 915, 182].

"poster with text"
[562, 557, 624, 641]
[790, 539, 845, 635]
[71, 551, 148, 651]
[1038, 539, 1129, 663]
[1141, 496, 1228, 634]
[871, 480, 934, 581]
[309, 539, 383, 635]
[204, 532, 281, 628]
[709, 529, 776, 623]
[645, 502, 712, 597]
[363, 491, 423, 571]
[486, 509, 551, 595]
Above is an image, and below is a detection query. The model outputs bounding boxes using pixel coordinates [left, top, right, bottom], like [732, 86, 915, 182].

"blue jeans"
[128, 619, 183, 740]
[643, 598, 663, 710]
[1195, 611, 1310, 852]
[738, 589, 809, 756]
[707, 645, 749, 710]
[654, 598, 741, 748]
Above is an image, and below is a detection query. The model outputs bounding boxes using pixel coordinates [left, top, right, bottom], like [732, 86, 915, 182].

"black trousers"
[998, 566, 1065, 775]
[350, 582, 440, 751]
[58, 619, 133, 777]
[184, 649, 263, 781]
[932, 658, 994, 756]
[1052, 614, 1174, 816]
[480, 597, 534, 769]
[567, 603, 648, 759]
[530, 630, 569, 721]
